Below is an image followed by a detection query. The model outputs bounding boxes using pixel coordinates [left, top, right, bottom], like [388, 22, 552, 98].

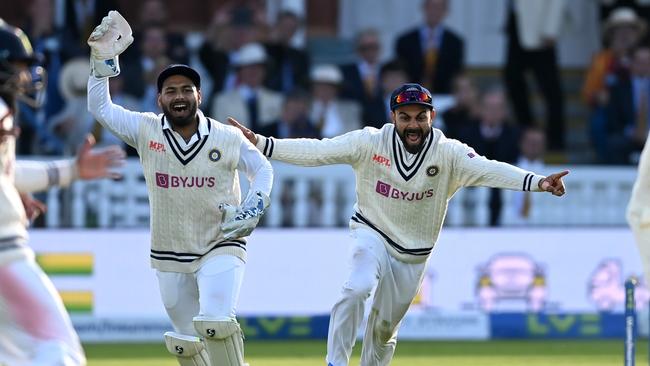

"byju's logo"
[156, 172, 169, 188]
[375, 180, 434, 201]
[376, 180, 392, 197]
[155, 172, 216, 189]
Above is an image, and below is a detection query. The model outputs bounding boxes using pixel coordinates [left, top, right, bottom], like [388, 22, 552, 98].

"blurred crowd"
[6, 0, 650, 225]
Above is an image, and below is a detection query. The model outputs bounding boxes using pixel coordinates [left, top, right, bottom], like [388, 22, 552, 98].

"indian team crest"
[208, 148, 221, 162]
[426, 165, 439, 177]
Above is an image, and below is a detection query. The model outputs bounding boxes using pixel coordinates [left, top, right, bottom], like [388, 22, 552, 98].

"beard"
[397, 126, 430, 154]
[161, 100, 198, 128]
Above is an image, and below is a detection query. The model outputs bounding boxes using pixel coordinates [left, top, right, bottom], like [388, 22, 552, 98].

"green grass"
[84, 339, 648, 365]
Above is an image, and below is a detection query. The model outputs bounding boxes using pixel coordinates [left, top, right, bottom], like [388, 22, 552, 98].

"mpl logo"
[149, 140, 166, 152]
[372, 154, 391, 167]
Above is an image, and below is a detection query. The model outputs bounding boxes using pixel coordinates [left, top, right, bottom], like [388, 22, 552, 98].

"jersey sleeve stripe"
[46, 162, 60, 186]
[523, 173, 531, 191]
[268, 137, 275, 157]
[263, 138, 270, 156]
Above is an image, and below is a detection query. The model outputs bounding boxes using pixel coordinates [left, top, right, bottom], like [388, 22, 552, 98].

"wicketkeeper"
[86, 11, 273, 366]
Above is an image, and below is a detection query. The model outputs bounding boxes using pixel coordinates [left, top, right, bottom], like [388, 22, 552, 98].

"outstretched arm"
[452, 140, 568, 196]
[228, 117, 365, 167]
[86, 10, 146, 148]
[15, 135, 125, 193]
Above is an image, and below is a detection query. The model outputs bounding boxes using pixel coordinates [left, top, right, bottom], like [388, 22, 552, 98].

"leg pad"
[193, 317, 245, 366]
[164, 331, 210, 366]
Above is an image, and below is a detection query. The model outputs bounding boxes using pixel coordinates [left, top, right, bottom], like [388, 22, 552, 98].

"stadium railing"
[39, 159, 636, 228]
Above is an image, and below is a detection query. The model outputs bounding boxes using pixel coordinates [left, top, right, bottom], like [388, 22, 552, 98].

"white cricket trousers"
[0, 257, 86, 366]
[156, 254, 245, 336]
[327, 227, 427, 366]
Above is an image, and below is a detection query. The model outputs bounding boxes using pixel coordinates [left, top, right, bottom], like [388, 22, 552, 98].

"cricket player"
[627, 135, 650, 286]
[230, 83, 568, 366]
[86, 12, 273, 366]
[0, 21, 125, 365]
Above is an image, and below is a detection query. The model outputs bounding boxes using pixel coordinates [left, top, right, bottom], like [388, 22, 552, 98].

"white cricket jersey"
[0, 97, 77, 267]
[88, 76, 273, 273]
[256, 125, 545, 263]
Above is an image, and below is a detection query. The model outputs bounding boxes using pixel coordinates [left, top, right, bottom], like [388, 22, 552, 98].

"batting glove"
[220, 191, 270, 239]
[87, 11, 133, 78]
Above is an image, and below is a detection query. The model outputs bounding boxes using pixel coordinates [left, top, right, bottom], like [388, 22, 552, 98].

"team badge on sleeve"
[208, 148, 221, 162]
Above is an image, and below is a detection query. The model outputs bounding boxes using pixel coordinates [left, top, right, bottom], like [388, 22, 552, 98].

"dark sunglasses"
[394, 90, 432, 105]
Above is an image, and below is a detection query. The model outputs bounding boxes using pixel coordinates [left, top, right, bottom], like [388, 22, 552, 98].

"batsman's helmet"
[0, 20, 46, 107]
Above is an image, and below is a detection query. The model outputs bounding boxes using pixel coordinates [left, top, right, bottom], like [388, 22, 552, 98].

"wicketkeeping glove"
[220, 191, 270, 239]
[87, 11, 133, 78]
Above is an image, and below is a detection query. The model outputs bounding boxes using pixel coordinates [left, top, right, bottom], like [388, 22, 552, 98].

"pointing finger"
[554, 170, 570, 179]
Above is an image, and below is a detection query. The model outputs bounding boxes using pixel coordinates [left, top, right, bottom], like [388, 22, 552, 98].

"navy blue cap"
[157, 64, 201, 92]
[389, 83, 433, 111]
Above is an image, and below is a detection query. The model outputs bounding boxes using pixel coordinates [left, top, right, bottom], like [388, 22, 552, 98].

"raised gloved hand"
[220, 191, 270, 239]
[87, 11, 133, 78]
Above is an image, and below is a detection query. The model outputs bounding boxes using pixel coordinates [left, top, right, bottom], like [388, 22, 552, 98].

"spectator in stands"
[123, 0, 190, 65]
[508, 127, 547, 225]
[259, 89, 320, 228]
[264, 9, 310, 93]
[199, 2, 267, 97]
[340, 28, 386, 127]
[503, 0, 567, 150]
[121, 25, 172, 106]
[49, 58, 94, 155]
[606, 44, 650, 164]
[394, 0, 464, 94]
[18, 0, 76, 155]
[24, 0, 75, 112]
[211, 42, 283, 130]
[583, 7, 646, 163]
[442, 73, 481, 141]
[63, 0, 120, 53]
[372, 60, 409, 128]
[599, 0, 650, 35]
[464, 87, 520, 226]
[309, 64, 362, 138]
[259, 89, 319, 139]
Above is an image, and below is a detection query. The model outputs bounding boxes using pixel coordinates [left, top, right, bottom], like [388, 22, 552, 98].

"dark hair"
[157, 64, 201, 92]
